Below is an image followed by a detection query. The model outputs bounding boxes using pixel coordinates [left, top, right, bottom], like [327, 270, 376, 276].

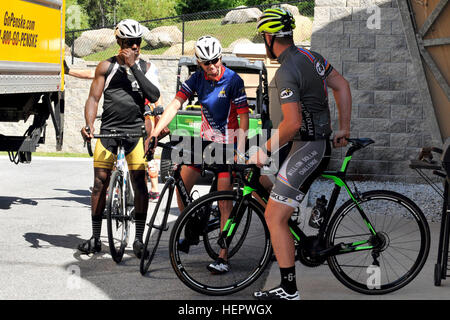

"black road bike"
[140, 140, 251, 275]
[169, 138, 431, 295]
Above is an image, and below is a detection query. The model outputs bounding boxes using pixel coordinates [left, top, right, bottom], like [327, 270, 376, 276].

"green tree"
[175, 0, 229, 15]
[115, 0, 178, 22]
[76, 0, 117, 27]
[65, 0, 90, 30]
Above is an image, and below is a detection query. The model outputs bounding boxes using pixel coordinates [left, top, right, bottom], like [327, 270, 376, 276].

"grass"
[79, 15, 314, 61]
[82, 18, 260, 61]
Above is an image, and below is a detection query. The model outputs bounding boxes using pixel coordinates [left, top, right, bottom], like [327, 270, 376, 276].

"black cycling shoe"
[178, 239, 190, 253]
[78, 237, 102, 254]
[254, 286, 300, 300]
[178, 238, 200, 254]
[133, 239, 149, 259]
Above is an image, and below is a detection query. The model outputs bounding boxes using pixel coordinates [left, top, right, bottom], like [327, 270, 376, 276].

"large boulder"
[278, 4, 300, 16]
[293, 15, 313, 43]
[224, 38, 254, 53]
[73, 28, 116, 57]
[222, 6, 262, 25]
[143, 26, 182, 49]
[163, 40, 196, 56]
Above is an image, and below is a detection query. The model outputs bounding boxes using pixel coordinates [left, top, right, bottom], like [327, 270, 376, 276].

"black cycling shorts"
[270, 139, 331, 208]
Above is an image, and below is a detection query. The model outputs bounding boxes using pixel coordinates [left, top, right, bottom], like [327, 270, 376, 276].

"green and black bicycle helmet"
[257, 8, 296, 36]
[257, 8, 296, 58]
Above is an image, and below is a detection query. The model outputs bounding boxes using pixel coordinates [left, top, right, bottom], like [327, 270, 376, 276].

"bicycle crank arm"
[312, 243, 345, 258]
[152, 223, 169, 232]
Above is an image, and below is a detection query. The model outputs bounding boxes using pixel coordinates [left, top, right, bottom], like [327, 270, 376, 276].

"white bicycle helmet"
[195, 36, 222, 62]
[114, 19, 143, 39]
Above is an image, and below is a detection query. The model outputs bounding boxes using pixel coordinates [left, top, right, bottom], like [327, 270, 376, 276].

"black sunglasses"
[121, 38, 142, 47]
[202, 57, 220, 66]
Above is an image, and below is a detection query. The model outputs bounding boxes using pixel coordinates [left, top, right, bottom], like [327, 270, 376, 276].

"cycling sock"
[280, 266, 297, 294]
[92, 215, 102, 239]
[135, 219, 146, 242]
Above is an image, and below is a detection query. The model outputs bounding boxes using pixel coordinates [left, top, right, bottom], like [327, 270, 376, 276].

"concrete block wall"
[311, 0, 432, 182]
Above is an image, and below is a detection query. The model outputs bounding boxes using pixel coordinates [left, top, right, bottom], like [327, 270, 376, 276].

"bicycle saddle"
[347, 138, 374, 149]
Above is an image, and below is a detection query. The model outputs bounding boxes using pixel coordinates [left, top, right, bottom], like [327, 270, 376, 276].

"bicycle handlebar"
[85, 129, 146, 157]
[84, 126, 93, 157]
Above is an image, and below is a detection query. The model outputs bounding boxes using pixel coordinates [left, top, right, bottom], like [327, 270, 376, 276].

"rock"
[225, 38, 254, 52]
[293, 15, 313, 43]
[73, 28, 116, 57]
[163, 40, 196, 56]
[278, 4, 300, 16]
[222, 6, 262, 25]
[65, 44, 71, 56]
[143, 26, 182, 49]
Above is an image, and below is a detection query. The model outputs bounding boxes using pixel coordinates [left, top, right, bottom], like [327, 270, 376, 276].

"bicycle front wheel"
[140, 180, 174, 275]
[169, 191, 272, 295]
[326, 190, 430, 294]
[202, 200, 252, 260]
[106, 170, 130, 263]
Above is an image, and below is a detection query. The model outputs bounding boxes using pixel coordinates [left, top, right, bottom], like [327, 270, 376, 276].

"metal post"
[71, 31, 75, 64]
[182, 16, 185, 56]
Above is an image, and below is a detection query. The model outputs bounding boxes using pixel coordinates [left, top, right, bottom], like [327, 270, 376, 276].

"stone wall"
[311, 0, 433, 182]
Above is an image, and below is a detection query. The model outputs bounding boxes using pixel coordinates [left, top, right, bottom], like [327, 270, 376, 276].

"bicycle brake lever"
[84, 126, 93, 157]
[145, 136, 156, 161]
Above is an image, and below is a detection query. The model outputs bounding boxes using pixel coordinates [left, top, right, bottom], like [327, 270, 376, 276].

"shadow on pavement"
[23, 232, 86, 249]
[0, 189, 91, 211]
[0, 196, 38, 210]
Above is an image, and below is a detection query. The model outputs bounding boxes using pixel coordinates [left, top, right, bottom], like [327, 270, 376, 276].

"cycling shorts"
[270, 139, 331, 208]
[93, 137, 146, 171]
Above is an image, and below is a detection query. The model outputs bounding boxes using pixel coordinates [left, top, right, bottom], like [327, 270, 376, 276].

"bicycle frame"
[219, 143, 380, 258]
[115, 143, 133, 220]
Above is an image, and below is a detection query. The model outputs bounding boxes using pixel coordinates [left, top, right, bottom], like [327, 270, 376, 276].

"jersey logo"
[131, 80, 140, 91]
[315, 61, 326, 77]
[218, 87, 227, 98]
[280, 88, 294, 99]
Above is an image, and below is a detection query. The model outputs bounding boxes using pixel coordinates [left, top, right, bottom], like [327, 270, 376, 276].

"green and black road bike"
[168, 138, 431, 295]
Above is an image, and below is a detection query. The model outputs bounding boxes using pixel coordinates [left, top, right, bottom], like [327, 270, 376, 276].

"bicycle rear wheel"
[140, 180, 174, 275]
[106, 170, 130, 263]
[169, 191, 272, 295]
[326, 190, 430, 294]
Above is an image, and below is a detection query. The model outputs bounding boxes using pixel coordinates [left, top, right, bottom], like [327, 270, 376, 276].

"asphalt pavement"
[0, 156, 449, 300]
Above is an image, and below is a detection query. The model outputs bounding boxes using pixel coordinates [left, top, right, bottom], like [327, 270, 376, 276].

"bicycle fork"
[217, 195, 248, 250]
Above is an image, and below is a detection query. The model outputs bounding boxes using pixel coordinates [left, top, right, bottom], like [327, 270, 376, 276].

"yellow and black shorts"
[93, 137, 146, 171]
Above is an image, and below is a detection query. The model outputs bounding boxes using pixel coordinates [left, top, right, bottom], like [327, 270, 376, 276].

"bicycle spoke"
[327, 191, 429, 294]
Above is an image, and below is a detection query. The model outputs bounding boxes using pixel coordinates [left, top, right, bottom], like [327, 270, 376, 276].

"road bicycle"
[409, 138, 450, 286]
[169, 138, 431, 295]
[86, 128, 147, 263]
[140, 139, 251, 275]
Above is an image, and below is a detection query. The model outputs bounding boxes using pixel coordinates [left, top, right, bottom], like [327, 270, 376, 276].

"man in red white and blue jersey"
[176, 64, 249, 144]
[149, 36, 249, 274]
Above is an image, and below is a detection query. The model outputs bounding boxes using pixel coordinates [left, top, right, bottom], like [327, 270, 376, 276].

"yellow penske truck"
[0, 0, 65, 163]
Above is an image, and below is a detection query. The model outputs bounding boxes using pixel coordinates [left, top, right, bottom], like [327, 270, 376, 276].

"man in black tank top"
[251, 9, 352, 300]
[79, 19, 160, 258]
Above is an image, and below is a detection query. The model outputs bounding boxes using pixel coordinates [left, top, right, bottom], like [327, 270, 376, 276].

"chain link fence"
[66, 1, 314, 62]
